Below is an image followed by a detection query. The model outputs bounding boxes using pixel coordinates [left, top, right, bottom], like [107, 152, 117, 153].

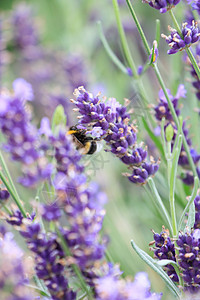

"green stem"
[97, 21, 129, 75]
[169, 10, 200, 80]
[126, 0, 151, 55]
[0, 151, 21, 202]
[0, 172, 26, 217]
[2, 204, 12, 215]
[147, 178, 173, 234]
[155, 19, 161, 47]
[112, 0, 137, 77]
[56, 228, 93, 299]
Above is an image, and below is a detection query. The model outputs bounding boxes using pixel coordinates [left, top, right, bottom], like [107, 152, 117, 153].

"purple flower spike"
[0, 79, 53, 187]
[0, 229, 35, 299]
[143, 0, 180, 13]
[162, 21, 200, 55]
[72, 87, 159, 185]
[150, 228, 178, 283]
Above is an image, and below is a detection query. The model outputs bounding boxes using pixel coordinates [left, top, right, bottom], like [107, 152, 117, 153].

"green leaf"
[165, 124, 174, 142]
[147, 178, 173, 234]
[186, 201, 196, 232]
[51, 105, 67, 132]
[131, 240, 181, 298]
[156, 259, 178, 268]
[25, 284, 51, 297]
[178, 176, 198, 231]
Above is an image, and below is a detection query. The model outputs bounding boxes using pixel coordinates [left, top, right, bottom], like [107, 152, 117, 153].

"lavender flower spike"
[162, 21, 200, 55]
[0, 229, 35, 299]
[143, 0, 181, 13]
[0, 79, 53, 187]
[71, 86, 159, 184]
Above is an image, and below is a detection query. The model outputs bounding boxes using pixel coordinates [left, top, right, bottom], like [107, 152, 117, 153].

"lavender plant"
[1, 0, 200, 299]
[0, 79, 162, 299]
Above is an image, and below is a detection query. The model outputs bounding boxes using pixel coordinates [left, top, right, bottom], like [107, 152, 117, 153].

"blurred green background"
[1, 0, 199, 299]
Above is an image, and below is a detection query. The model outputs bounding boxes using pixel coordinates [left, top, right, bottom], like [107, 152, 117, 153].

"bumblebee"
[67, 126, 98, 155]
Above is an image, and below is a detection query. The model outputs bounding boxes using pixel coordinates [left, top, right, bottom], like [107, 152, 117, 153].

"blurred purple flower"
[38, 117, 52, 137]
[192, 0, 200, 15]
[0, 230, 35, 299]
[137, 65, 144, 75]
[42, 202, 62, 222]
[96, 269, 162, 299]
[127, 67, 133, 76]
[12, 3, 39, 51]
[13, 78, 34, 101]
[0, 79, 53, 187]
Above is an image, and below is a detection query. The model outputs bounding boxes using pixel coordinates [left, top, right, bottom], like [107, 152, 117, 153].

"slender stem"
[97, 21, 129, 75]
[0, 151, 21, 202]
[112, 0, 137, 77]
[112, 0, 158, 130]
[2, 204, 12, 215]
[0, 171, 26, 217]
[126, 0, 151, 55]
[147, 178, 173, 234]
[169, 10, 200, 81]
[56, 228, 93, 299]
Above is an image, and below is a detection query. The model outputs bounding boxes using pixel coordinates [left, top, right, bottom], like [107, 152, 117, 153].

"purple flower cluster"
[162, 21, 200, 55]
[143, 0, 181, 13]
[177, 230, 200, 292]
[0, 78, 53, 187]
[20, 222, 76, 300]
[151, 225, 200, 292]
[0, 229, 35, 300]
[52, 132, 107, 275]
[150, 228, 178, 283]
[154, 85, 200, 185]
[71, 86, 159, 184]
